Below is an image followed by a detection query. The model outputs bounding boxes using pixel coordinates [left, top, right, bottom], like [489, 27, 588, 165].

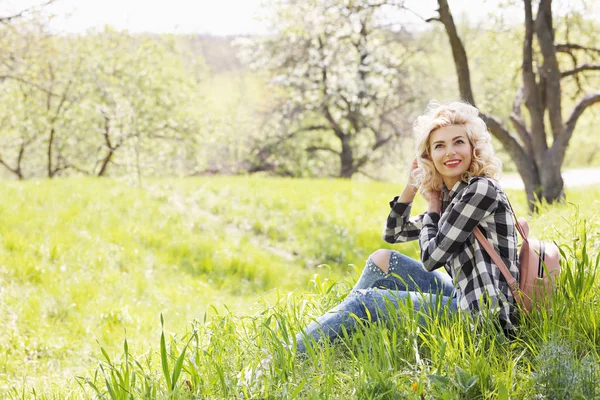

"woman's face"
[429, 124, 473, 188]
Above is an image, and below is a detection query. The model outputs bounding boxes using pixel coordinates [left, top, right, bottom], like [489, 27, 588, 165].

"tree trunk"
[0, 159, 24, 180]
[436, 0, 475, 105]
[340, 136, 355, 178]
[98, 114, 117, 177]
[504, 143, 542, 206]
[539, 154, 565, 202]
[47, 126, 56, 178]
[15, 141, 25, 180]
[97, 151, 114, 177]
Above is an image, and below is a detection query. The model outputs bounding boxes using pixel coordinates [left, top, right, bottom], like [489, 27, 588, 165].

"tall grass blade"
[171, 332, 196, 391]
[160, 314, 172, 391]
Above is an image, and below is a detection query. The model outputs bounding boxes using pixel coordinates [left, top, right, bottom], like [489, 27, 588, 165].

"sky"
[3, 0, 270, 35]
[1, 0, 598, 36]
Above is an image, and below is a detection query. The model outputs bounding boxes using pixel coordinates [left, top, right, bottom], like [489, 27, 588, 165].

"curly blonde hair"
[413, 101, 502, 193]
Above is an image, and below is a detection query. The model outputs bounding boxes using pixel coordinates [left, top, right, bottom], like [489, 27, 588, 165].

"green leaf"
[100, 344, 112, 366]
[160, 315, 172, 391]
[427, 373, 451, 388]
[497, 381, 509, 400]
[171, 333, 195, 391]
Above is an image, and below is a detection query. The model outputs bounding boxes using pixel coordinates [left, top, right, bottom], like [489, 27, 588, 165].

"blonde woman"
[296, 101, 519, 353]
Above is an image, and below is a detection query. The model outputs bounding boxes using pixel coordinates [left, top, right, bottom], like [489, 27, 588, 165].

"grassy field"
[0, 177, 599, 399]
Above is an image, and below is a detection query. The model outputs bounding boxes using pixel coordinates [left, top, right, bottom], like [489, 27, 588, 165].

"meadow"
[1, 177, 599, 399]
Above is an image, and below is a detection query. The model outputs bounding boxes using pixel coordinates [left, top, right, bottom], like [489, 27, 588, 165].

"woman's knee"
[369, 249, 392, 274]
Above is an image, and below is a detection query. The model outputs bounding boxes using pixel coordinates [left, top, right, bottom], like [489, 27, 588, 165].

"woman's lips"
[444, 160, 462, 168]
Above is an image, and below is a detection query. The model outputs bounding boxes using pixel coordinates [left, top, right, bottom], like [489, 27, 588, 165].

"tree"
[0, 83, 37, 179]
[427, 0, 600, 207]
[239, 0, 417, 178]
[0, 15, 63, 178]
[0, 21, 206, 179]
[0, 1, 60, 179]
[79, 29, 205, 178]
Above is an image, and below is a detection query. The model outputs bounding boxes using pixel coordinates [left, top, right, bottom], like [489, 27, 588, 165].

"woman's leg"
[352, 249, 454, 297]
[295, 289, 457, 354]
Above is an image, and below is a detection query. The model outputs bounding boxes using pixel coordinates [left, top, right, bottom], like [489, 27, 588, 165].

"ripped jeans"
[295, 250, 457, 354]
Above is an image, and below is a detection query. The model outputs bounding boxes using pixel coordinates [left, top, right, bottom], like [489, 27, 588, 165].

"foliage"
[0, 19, 207, 180]
[1, 4, 599, 182]
[238, 0, 421, 178]
[76, 29, 206, 178]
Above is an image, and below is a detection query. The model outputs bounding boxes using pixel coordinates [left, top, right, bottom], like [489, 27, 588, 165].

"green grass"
[0, 177, 599, 398]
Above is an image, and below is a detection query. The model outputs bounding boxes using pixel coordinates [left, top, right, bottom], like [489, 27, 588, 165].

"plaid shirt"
[383, 177, 519, 330]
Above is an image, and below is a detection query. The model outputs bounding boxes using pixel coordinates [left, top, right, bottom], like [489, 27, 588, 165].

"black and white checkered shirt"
[384, 176, 519, 330]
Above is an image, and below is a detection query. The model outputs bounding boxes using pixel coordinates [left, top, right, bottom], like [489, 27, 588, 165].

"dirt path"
[500, 167, 600, 190]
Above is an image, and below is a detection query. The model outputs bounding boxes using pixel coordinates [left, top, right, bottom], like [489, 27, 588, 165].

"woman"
[296, 101, 519, 354]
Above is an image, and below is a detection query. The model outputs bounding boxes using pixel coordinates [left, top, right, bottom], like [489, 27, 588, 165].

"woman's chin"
[441, 170, 465, 180]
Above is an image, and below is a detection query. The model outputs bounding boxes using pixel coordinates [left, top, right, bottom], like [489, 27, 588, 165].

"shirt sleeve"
[419, 177, 499, 271]
[383, 197, 425, 243]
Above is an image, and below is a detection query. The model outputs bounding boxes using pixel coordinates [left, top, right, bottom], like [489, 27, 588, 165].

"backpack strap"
[489, 179, 529, 241]
[473, 227, 520, 299]
[503, 195, 529, 242]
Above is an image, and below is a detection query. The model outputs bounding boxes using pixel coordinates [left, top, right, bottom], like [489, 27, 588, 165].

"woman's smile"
[444, 159, 462, 168]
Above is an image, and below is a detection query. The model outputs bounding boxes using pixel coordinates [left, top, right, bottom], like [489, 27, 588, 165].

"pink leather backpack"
[474, 212, 561, 314]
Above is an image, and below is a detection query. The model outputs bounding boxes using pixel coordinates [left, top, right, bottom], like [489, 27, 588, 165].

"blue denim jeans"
[295, 251, 457, 354]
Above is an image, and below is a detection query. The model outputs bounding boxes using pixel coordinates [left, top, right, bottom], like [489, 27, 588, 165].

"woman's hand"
[423, 189, 442, 214]
[407, 158, 419, 188]
[398, 159, 419, 203]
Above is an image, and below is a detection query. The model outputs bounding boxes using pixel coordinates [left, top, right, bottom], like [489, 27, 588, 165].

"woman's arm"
[383, 160, 424, 243]
[419, 177, 499, 271]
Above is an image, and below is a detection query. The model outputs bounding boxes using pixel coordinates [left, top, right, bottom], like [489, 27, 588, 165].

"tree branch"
[558, 47, 585, 95]
[558, 93, 600, 162]
[317, 35, 346, 140]
[434, 0, 475, 104]
[398, 4, 438, 23]
[255, 125, 328, 161]
[555, 43, 600, 55]
[0, 75, 57, 96]
[306, 146, 340, 155]
[0, 1, 55, 24]
[378, 116, 404, 138]
[560, 64, 600, 78]
[0, 156, 18, 175]
[481, 114, 527, 159]
[481, 113, 540, 200]
[353, 154, 371, 172]
[509, 87, 534, 156]
[352, 131, 391, 171]
[371, 134, 394, 152]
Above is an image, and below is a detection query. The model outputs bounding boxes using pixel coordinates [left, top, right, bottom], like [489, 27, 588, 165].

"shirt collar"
[442, 179, 468, 201]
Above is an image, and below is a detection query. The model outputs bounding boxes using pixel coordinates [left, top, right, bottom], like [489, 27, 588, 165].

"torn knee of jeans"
[366, 258, 386, 275]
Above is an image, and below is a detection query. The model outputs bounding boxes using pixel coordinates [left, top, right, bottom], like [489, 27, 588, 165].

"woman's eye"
[435, 144, 444, 149]
[455, 139, 464, 145]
